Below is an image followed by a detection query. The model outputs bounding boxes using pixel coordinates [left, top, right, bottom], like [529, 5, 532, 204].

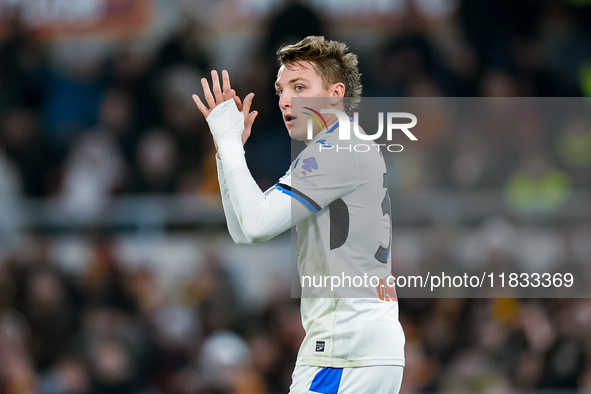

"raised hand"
[192, 70, 258, 146]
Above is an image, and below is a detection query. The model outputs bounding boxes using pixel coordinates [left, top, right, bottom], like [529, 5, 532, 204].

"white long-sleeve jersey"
[213, 99, 404, 368]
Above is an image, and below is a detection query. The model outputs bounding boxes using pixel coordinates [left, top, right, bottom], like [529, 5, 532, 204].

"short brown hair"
[277, 36, 362, 114]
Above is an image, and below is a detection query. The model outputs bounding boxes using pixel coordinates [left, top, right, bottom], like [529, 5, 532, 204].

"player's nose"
[279, 91, 291, 109]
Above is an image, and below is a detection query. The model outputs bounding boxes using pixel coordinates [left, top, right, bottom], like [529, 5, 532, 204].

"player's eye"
[295, 85, 305, 91]
[275, 89, 283, 96]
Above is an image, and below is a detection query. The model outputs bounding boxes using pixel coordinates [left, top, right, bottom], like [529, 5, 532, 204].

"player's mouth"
[284, 114, 297, 126]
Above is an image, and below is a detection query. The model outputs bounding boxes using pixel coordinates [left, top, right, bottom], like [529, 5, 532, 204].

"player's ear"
[329, 82, 346, 106]
[331, 82, 346, 97]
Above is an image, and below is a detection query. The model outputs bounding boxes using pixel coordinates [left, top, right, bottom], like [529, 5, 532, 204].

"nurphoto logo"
[305, 108, 418, 153]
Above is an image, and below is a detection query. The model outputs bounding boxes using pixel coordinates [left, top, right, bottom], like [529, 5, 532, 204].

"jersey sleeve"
[216, 153, 312, 244]
[279, 147, 360, 213]
[216, 158, 250, 244]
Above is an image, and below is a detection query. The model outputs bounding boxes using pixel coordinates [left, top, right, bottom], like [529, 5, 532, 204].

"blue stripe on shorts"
[310, 367, 343, 394]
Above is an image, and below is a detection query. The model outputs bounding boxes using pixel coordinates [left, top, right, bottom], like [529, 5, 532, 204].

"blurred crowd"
[1, 0, 591, 393]
[0, 233, 300, 393]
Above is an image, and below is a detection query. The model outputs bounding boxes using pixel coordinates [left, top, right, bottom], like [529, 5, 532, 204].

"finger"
[241, 111, 258, 145]
[201, 78, 215, 110]
[242, 93, 255, 117]
[192, 94, 210, 117]
[247, 110, 258, 126]
[222, 70, 232, 97]
[211, 70, 224, 103]
[232, 90, 243, 111]
[243, 110, 258, 142]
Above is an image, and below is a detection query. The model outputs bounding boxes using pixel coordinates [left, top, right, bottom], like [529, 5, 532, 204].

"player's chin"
[287, 123, 306, 141]
[288, 128, 307, 141]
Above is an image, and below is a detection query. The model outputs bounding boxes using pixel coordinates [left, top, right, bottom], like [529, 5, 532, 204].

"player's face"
[275, 61, 342, 141]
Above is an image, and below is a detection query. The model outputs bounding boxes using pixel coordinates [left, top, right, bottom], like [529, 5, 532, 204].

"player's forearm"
[218, 143, 292, 243]
[216, 158, 251, 244]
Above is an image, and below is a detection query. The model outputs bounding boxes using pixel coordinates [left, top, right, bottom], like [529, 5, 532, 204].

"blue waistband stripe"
[310, 367, 343, 394]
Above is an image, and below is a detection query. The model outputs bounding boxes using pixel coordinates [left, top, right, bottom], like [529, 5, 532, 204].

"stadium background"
[0, 0, 590, 392]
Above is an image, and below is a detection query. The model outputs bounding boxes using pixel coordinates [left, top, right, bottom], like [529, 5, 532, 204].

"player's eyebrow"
[275, 78, 309, 88]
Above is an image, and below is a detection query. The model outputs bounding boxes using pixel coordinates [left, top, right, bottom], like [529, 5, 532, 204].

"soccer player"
[193, 36, 405, 393]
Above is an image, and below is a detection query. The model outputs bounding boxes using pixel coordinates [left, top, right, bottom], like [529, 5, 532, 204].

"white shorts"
[289, 365, 403, 394]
